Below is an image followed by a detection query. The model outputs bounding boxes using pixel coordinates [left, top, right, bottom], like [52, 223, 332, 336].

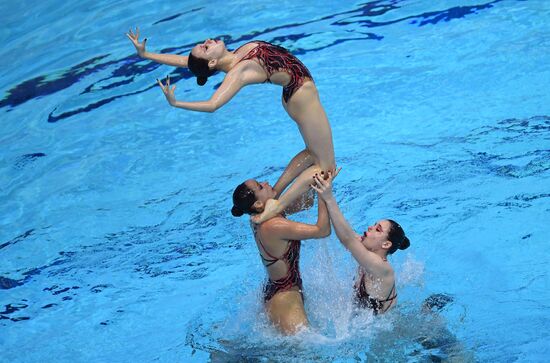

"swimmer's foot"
[251, 199, 280, 224]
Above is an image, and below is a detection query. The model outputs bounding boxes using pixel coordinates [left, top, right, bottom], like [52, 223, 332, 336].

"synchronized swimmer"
[126, 28, 410, 334]
[312, 170, 410, 314]
[127, 28, 335, 224]
[231, 167, 330, 334]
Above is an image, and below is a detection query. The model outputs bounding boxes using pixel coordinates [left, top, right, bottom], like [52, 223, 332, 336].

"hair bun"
[231, 206, 244, 217]
[399, 236, 410, 250]
[197, 76, 207, 86]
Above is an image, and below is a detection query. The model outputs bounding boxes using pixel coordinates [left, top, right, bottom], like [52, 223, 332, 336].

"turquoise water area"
[1, 0, 549, 361]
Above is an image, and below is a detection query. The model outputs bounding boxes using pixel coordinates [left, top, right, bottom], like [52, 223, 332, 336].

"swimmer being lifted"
[127, 28, 335, 223]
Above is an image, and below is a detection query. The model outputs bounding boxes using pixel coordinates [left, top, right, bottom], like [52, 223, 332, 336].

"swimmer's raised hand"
[157, 76, 177, 106]
[126, 26, 147, 57]
[311, 167, 341, 201]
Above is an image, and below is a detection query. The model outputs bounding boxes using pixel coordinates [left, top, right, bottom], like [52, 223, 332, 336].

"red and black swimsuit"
[235, 41, 313, 103]
[252, 224, 303, 302]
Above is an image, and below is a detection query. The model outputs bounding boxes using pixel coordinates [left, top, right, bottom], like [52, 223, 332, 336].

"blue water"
[1, 0, 549, 362]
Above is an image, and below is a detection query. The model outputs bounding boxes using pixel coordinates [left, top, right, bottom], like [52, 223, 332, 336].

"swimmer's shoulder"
[258, 215, 289, 236]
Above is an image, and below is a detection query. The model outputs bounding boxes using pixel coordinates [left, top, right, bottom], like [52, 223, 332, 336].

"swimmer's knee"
[312, 158, 334, 172]
[309, 165, 335, 180]
[309, 165, 322, 174]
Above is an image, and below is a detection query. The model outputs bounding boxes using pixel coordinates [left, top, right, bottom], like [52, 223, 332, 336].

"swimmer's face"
[361, 219, 392, 249]
[191, 39, 226, 62]
[244, 179, 276, 203]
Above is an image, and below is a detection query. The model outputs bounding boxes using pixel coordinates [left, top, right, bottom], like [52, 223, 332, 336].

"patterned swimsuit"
[252, 223, 303, 302]
[235, 41, 313, 103]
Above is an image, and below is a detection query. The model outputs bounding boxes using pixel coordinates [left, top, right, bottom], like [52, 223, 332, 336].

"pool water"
[1, 0, 549, 362]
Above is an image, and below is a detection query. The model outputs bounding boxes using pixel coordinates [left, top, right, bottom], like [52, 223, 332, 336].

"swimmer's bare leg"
[252, 164, 323, 224]
[273, 149, 314, 198]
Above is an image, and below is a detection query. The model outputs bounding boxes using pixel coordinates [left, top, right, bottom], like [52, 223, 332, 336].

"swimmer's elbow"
[318, 224, 331, 238]
[208, 100, 224, 113]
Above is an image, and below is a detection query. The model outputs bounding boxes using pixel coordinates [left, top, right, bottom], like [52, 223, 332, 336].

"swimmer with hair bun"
[126, 28, 335, 225]
[312, 169, 410, 314]
[231, 169, 331, 334]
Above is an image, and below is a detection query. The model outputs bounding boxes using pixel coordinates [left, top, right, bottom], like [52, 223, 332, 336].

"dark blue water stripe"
[332, 1, 501, 27]
[0, 229, 35, 251]
[152, 7, 204, 25]
[0, 0, 503, 122]
[0, 55, 114, 110]
[0, 277, 22, 289]
[14, 153, 47, 169]
[0, 251, 75, 290]
[47, 69, 193, 122]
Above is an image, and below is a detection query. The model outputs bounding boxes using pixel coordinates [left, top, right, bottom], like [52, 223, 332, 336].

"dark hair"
[231, 182, 257, 217]
[188, 52, 216, 86]
[387, 219, 410, 254]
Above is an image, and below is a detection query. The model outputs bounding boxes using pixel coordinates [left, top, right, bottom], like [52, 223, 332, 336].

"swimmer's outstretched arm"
[264, 193, 330, 241]
[157, 73, 243, 113]
[312, 170, 388, 273]
[126, 27, 188, 67]
[311, 169, 357, 241]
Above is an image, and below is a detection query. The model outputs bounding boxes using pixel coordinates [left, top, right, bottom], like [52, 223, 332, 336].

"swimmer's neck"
[216, 50, 239, 73]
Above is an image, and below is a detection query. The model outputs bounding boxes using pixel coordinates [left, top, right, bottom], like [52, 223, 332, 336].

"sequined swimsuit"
[235, 41, 313, 103]
[252, 224, 303, 302]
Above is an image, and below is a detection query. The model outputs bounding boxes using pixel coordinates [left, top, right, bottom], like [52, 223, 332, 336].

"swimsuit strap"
[237, 40, 310, 77]
[355, 274, 397, 314]
[359, 273, 397, 301]
[260, 255, 278, 267]
[262, 239, 302, 302]
[269, 239, 301, 287]
[379, 283, 397, 303]
[376, 283, 397, 314]
[252, 218, 302, 302]
[253, 221, 294, 268]
[234, 41, 277, 71]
